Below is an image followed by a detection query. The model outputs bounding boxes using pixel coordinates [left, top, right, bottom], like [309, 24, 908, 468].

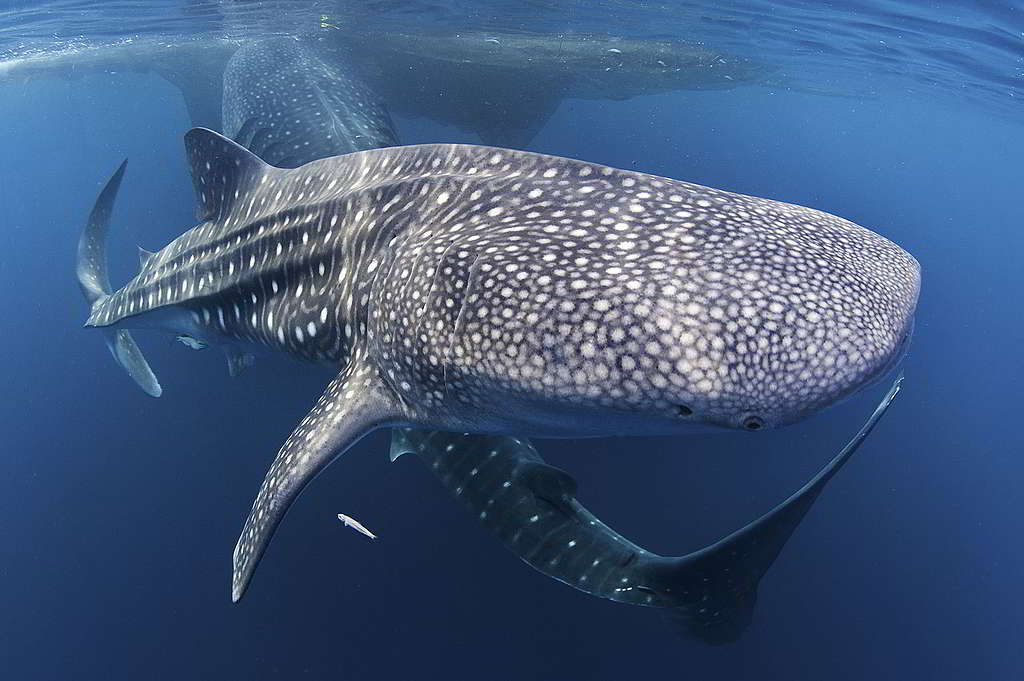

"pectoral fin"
[231, 359, 399, 601]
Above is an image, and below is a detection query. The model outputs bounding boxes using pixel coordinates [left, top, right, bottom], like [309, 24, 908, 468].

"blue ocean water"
[1, 2, 1022, 680]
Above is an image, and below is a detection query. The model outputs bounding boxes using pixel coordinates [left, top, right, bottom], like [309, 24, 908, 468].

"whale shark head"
[365, 146, 921, 436]
[632, 211, 921, 432]
[422, 218, 919, 435]
[635, 230, 921, 434]
[568, 219, 919, 433]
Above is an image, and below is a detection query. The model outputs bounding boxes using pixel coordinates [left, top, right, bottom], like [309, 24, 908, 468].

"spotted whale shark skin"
[214, 53, 888, 643]
[223, 37, 399, 168]
[81, 129, 919, 605]
[211, 52, 903, 642]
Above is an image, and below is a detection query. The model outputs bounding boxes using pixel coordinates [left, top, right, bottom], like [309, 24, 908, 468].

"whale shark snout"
[675, 225, 920, 433]
[718, 247, 920, 431]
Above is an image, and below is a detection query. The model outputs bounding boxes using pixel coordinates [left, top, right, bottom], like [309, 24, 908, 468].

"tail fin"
[399, 374, 902, 644]
[660, 373, 904, 643]
[76, 160, 162, 397]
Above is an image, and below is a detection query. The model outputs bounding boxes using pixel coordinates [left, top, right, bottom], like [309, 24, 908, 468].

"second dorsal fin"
[137, 246, 156, 269]
[183, 127, 270, 223]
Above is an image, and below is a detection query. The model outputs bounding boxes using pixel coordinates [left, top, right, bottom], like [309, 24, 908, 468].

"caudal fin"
[396, 375, 903, 644]
[76, 160, 162, 397]
[660, 374, 904, 643]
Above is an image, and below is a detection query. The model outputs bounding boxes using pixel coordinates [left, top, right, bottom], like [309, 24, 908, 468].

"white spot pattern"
[82, 129, 919, 605]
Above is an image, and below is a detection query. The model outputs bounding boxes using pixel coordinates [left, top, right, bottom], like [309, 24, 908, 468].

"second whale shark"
[77, 129, 919, 639]
[222, 37, 399, 168]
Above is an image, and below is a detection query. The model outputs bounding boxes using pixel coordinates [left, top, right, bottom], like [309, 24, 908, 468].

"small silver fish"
[175, 334, 207, 350]
[337, 513, 377, 540]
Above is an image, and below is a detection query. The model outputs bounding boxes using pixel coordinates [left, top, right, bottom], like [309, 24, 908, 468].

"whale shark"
[214, 52, 908, 641]
[76, 130, 918, 639]
[3, 31, 779, 145]
[220, 51, 907, 641]
[0, 38, 238, 129]
[335, 28, 777, 146]
[2, 30, 873, 149]
[222, 37, 399, 168]
[395, 376, 901, 642]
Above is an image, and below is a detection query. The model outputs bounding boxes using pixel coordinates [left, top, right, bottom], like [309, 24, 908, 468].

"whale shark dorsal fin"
[231, 359, 401, 602]
[519, 461, 578, 514]
[399, 375, 903, 644]
[137, 244, 154, 266]
[183, 127, 271, 223]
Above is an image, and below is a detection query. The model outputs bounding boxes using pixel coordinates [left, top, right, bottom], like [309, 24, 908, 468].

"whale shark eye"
[742, 416, 765, 431]
[673, 404, 693, 417]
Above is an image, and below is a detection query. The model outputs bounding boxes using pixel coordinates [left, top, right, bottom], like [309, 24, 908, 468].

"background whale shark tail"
[661, 374, 904, 644]
[396, 375, 902, 644]
[76, 160, 162, 397]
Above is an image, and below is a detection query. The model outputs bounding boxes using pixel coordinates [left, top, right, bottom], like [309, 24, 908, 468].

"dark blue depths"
[1, 48, 1022, 681]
